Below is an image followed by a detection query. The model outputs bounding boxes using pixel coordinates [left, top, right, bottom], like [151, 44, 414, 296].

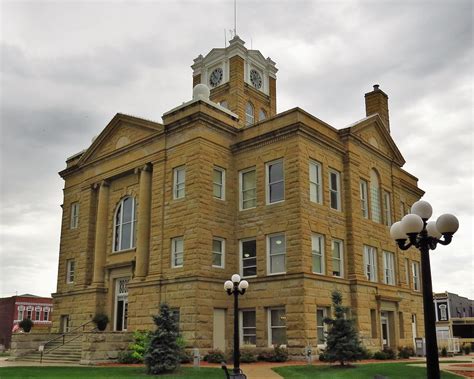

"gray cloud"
[1, 0, 472, 299]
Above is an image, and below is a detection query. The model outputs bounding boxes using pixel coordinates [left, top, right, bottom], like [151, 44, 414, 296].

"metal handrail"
[40, 319, 96, 363]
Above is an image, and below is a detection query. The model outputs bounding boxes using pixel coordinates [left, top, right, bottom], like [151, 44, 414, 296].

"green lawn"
[0, 366, 222, 379]
[273, 362, 463, 379]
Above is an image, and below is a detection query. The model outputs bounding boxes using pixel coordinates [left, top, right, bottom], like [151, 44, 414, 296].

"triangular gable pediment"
[77, 113, 163, 165]
[343, 114, 405, 166]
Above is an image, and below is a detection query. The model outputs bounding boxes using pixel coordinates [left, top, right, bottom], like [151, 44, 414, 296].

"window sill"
[112, 248, 136, 255]
[172, 265, 184, 269]
[241, 275, 257, 279]
[239, 206, 257, 212]
[267, 272, 286, 276]
[212, 265, 225, 269]
[266, 200, 285, 206]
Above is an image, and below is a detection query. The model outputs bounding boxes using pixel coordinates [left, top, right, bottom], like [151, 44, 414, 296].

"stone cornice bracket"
[134, 163, 153, 176]
[92, 180, 110, 190]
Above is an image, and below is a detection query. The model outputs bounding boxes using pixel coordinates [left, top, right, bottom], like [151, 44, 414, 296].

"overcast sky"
[1, 0, 472, 300]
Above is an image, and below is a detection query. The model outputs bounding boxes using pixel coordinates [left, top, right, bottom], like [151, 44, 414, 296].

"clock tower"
[191, 36, 278, 127]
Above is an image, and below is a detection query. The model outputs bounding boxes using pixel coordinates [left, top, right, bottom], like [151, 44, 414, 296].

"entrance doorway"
[412, 314, 417, 345]
[213, 309, 226, 350]
[114, 277, 129, 331]
[60, 315, 70, 333]
[381, 312, 390, 348]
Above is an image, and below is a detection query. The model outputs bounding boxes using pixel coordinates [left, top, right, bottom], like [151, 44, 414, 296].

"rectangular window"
[364, 245, 377, 282]
[213, 167, 225, 200]
[405, 258, 410, 287]
[70, 202, 79, 229]
[383, 191, 392, 226]
[309, 160, 322, 204]
[267, 234, 286, 274]
[329, 169, 341, 211]
[399, 312, 405, 338]
[43, 307, 50, 321]
[240, 309, 256, 346]
[171, 237, 184, 268]
[360, 180, 369, 218]
[412, 261, 420, 291]
[370, 309, 377, 338]
[240, 168, 256, 210]
[332, 239, 344, 278]
[26, 307, 33, 320]
[173, 166, 186, 199]
[268, 308, 287, 347]
[240, 239, 257, 277]
[212, 238, 225, 268]
[18, 305, 24, 320]
[316, 307, 329, 345]
[266, 160, 284, 204]
[383, 251, 395, 285]
[35, 307, 41, 321]
[311, 234, 325, 275]
[66, 259, 75, 283]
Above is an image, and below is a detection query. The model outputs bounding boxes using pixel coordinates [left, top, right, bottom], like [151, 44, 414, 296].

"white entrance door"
[412, 314, 417, 345]
[115, 278, 129, 331]
[381, 312, 390, 348]
[213, 309, 226, 350]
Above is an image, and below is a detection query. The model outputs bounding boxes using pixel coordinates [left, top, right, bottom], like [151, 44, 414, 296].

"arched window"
[114, 196, 137, 252]
[245, 102, 254, 125]
[259, 108, 267, 121]
[370, 169, 382, 223]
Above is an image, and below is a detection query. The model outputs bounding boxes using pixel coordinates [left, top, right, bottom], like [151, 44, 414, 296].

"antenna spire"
[234, 0, 237, 37]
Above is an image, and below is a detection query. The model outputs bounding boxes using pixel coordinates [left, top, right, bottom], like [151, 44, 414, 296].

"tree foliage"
[145, 303, 180, 374]
[323, 291, 364, 366]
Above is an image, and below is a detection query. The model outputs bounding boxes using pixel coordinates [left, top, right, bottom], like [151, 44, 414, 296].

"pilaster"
[135, 164, 153, 279]
[92, 180, 110, 286]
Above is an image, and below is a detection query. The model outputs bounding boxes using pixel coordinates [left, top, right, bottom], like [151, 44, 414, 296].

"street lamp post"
[224, 274, 249, 379]
[390, 200, 459, 379]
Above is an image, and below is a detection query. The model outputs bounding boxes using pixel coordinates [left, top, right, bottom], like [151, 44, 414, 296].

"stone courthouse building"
[52, 36, 425, 355]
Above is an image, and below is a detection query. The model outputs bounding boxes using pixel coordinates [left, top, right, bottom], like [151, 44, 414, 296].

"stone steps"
[15, 337, 83, 363]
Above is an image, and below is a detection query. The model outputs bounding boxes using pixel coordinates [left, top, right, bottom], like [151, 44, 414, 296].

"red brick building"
[0, 294, 53, 349]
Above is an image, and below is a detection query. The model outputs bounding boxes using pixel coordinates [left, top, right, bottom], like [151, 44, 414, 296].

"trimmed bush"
[440, 347, 448, 357]
[373, 347, 396, 360]
[240, 350, 257, 363]
[118, 350, 141, 364]
[373, 351, 388, 360]
[462, 344, 471, 355]
[204, 349, 226, 363]
[359, 346, 373, 359]
[398, 346, 415, 359]
[257, 346, 288, 362]
[19, 319, 33, 333]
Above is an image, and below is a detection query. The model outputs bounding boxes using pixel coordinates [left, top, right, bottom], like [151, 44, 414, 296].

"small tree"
[323, 291, 364, 366]
[145, 303, 180, 374]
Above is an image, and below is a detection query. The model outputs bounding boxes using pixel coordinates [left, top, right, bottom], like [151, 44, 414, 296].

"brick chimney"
[365, 84, 390, 132]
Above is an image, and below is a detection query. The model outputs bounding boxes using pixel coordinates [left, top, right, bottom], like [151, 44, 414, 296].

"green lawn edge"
[272, 362, 463, 379]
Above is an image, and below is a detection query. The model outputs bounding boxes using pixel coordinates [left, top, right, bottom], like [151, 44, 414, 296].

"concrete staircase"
[15, 336, 82, 364]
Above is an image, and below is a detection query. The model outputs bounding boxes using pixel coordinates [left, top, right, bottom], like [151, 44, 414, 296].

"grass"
[0, 352, 10, 357]
[0, 366, 222, 379]
[273, 362, 463, 379]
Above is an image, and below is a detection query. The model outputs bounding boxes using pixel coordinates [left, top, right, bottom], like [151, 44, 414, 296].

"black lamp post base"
[229, 373, 247, 379]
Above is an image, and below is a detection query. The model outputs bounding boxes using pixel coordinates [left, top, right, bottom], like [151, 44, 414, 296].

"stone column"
[92, 180, 110, 286]
[135, 164, 152, 279]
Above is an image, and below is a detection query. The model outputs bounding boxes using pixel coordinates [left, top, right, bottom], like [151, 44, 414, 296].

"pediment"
[343, 114, 405, 166]
[78, 113, 163, 165]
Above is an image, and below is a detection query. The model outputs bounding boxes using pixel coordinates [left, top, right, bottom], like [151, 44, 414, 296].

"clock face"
[250, 69, 262, 89]
[209, 67, 223, 88]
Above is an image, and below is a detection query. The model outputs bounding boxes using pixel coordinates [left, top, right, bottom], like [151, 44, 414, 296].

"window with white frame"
[383, 191, 392, 226]
[439, 304, 447, 321]
[405, 258, 410, 287]
[383, 251, 395, 285]
[70, 202, 79, 229]
[259, 109, 267, 121]
[240, 168, 256, 210]
[370, 169, 382, 222]
[35, 306, 41, 321]
[329, 169, 341, 210]
[266, 160, 284, 204]
[412, 261, 420, 291]
[171, 237, 184, 268]
[245, 102, 254, 125]
[213, 167, 225, 200]
[364, 245, 377, 282]
[268, 308, 286, 347]
[212, 238, 225, 268]
[240, 309, 257, 346]
[332, 239, 344, 278]
[114, 196, 137, 252]
[18, 305, 24, 320]
[26, 306, 32, 319]
[173, 166, 186, 199]
[360, 180, 369, 218]
[309, 160, 322, 204]
[43, 307, 50, 321]
[316, 307, 329, 345]
[267, 234, 286, 274]
[311, 234, 325, 274]
[240, 239, 257, 277]
[66, 259, 75, 283]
